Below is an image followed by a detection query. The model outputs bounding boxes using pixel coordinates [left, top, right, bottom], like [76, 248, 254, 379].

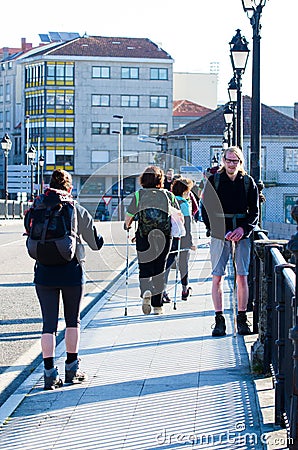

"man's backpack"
[24, 192, 78, 266]
[135, 188, 175, 238]
[214, 172, 251, 198]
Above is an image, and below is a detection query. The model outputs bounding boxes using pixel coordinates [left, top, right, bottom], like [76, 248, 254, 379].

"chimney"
[294, 103, 298, 120]
[21, 38, 26, 51]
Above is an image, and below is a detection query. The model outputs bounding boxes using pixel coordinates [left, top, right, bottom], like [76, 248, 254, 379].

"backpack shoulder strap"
[244, 174, 250, 197]
[135, 190, 140, 208]
[214, 172, 220, 191]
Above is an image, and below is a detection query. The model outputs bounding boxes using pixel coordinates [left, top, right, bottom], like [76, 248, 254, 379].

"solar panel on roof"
[49, 32, 62, 42]
[39, 34, 51, 43]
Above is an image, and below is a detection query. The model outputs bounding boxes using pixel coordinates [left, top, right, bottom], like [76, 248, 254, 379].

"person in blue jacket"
[163, 177, 196, 302]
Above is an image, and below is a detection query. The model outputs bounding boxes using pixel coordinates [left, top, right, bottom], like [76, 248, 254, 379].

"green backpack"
[135, 188, 175, 238]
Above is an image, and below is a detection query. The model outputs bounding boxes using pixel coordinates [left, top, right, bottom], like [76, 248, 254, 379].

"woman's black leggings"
[35, 285, 84, 334]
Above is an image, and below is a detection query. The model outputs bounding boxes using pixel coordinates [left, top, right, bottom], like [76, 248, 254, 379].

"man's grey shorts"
[210, 237, 251, 276]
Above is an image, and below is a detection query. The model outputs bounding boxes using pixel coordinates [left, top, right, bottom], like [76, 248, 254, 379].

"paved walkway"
[0, 226, 287, 449]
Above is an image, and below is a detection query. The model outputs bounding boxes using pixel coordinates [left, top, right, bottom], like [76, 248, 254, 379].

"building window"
[92, 94, 110, 107]
[92, 151, 110, 163]
[5, 83, 10, 101]
[45, 62, 74, 86]
[149, 123, 168, 136]
[80, 176, 106, 195]
[5, 110, 10, 130]
[150, 68, 168, 80]
[121, 67, 139, 79]
[44, 89, 74, 115]
[123, 153, 138, 163]
[92, 122, 110, 135]
[92, 66, 110, 78]
[284, 147, 298, 172]
[45, 145, 74, 171]
[121, 95, 139, 107]
[285, 195, 298, 224]
[123, 123, 139, 135]
[150, 96, 167, 108]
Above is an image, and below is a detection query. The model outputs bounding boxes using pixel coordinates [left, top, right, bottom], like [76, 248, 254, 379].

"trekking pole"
[173, 238, 181, 310]
[124, 228, 129, 316]
[231, 241, 237, 337]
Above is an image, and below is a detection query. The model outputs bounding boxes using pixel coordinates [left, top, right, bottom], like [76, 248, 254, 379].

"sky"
[1, 0, 297, 107]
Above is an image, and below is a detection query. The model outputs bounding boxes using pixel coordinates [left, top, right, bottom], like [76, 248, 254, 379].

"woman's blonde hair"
[218, 146, 246, 175]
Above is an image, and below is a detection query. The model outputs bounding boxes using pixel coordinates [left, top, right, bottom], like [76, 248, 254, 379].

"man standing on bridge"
[201, 146, 259, 337]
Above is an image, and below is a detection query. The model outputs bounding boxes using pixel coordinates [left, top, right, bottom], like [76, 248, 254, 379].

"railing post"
[288, 202, 298, 447]
[275, 263, 287, 427]
[263, 244, 282, 374]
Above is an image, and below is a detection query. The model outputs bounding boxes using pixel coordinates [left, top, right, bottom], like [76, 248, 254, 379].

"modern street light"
[39, 154, 45, 194]
[1, 133, 12, 219]
[27, 144, 36, 201]
[113, 115, 124, 220]
[229, 29, 250, 150]
[241, 0, 267, 222]
[112, 130, 122, 221]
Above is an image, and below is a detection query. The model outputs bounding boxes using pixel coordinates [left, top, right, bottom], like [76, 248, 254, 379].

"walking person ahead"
[201, 147, 259, 336]
[125, 166, 179, 315]
[24, 169, 104, 389]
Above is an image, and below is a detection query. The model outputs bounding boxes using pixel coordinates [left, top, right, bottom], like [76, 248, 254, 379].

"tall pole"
[1, 134, 12, 219]
[113, 115, 124, 221]
[242, 1, 266, 225]
[250, 6, 263, 190]
[235, 71, 243, 149]
[30, 160, 34, 202]
[4, 152, 8, 219]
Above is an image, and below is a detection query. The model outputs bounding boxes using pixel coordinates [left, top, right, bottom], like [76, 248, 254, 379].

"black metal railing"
[250, 205, 298, 447]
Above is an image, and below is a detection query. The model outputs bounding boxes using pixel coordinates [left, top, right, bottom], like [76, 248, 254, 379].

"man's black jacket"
[201, 171, 259, 239]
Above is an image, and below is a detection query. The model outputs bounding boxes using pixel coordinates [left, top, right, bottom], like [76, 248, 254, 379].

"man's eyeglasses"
[224, 157, 240, 165]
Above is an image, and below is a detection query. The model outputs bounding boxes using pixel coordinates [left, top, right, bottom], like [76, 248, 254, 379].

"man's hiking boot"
[65, 359, 88, 384]
[162, 291, 171, 304]
[212, 314, 226, 337]
[181, 287, 192, 301]
[142, 290, 152, 315]
[44, 367, 63, 390]
[237, 313, 252, 335]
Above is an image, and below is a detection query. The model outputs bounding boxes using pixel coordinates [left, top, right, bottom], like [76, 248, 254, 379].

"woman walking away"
[163, 177, 196, 302]
[24, 169, 104, 390]
[125, 166, 179, 315]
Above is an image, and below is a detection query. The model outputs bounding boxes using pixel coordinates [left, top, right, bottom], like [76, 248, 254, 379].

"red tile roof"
[34, 36, 173, 59]
[173, 100, 213, 117]
[169, 96, 298, 137]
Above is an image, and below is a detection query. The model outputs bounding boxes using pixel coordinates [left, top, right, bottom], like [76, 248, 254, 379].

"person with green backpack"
[125, 166, 179, 315]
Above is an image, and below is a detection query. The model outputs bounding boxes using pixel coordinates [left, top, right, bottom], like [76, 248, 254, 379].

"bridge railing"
[250, 206, 298, 446]
[0, 200, 31, 220]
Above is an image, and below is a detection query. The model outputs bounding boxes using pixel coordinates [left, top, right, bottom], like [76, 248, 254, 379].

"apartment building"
[0, 34, 173, 217]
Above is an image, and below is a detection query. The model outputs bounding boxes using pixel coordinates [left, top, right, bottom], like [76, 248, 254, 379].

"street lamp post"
[27, 144, 36, 201]
[229, 29, 250, 150]
[113, 115, 124, 220]
[223, 103, 234, 147]
[39, 155, 45, 194]
[112, 130, 122, 221]
[241, 0, 267, 221]
[1, 133, 12, 219]
[228, 77, 238, 146]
